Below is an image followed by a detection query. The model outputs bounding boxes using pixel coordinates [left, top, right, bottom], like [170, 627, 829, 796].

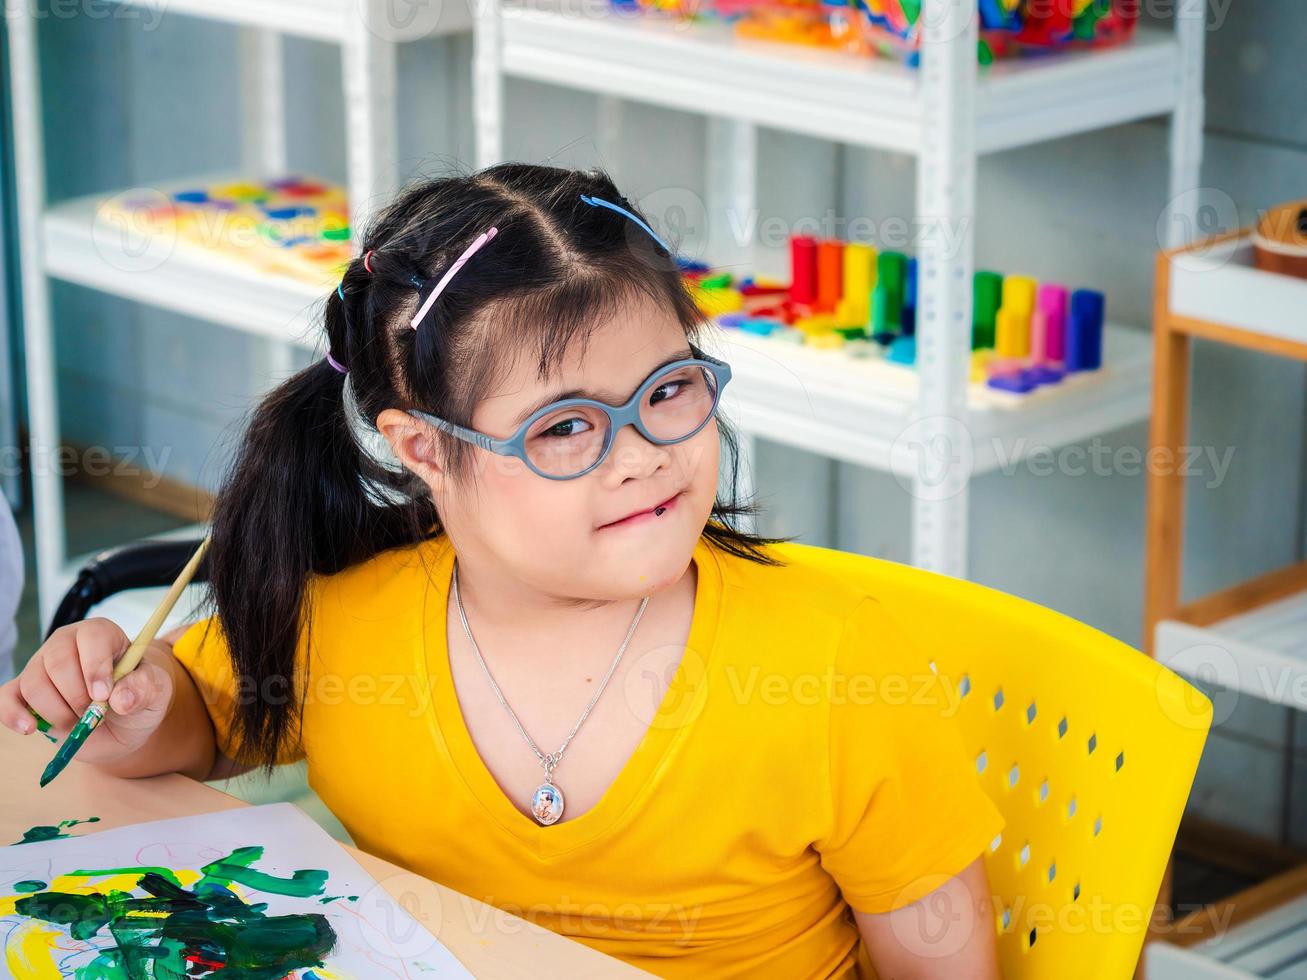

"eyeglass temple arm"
[408, 409, 513, 455]
[693, 347, 733, 383]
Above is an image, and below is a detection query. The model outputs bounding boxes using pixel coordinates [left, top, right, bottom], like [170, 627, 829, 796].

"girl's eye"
[540, 416, 593, 439]
[649, 378, 692, 405]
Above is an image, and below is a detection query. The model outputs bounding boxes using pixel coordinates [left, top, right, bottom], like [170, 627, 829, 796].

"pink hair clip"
[410, 227, 499, 330]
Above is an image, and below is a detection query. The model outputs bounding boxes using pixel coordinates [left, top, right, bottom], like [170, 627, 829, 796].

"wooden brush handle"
[110, 535, 211, 684]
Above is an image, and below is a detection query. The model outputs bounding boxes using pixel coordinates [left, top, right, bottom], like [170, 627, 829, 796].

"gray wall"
[34, 2, 1307, 843]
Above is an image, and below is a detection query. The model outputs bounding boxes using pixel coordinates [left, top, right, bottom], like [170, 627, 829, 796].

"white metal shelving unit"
[473, 0, 1207, 576]
[9, 0, 472, 627]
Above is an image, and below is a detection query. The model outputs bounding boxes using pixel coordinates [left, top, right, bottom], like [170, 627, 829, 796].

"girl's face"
[382, 294, 721, 602]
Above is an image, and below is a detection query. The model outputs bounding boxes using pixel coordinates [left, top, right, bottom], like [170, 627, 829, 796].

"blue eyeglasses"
[408, 345, 733, 480]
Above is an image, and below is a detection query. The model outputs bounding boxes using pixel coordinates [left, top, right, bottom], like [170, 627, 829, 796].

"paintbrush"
[39, 535, 211, 788]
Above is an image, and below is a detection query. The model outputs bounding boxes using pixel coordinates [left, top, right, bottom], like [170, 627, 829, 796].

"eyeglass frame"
[406, 344, 733, 481]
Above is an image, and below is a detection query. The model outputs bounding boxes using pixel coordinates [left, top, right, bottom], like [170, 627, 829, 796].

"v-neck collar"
[416, 533, 724, 860]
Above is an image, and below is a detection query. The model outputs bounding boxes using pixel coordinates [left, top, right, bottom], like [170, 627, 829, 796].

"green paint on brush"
[13, 879, 47, 892]
[10, 849, 338, 979]
[12, 815, 101, 845]
[39, 703, 105, 787]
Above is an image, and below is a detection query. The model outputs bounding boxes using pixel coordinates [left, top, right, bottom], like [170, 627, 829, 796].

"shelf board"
[500, 3, 1180, 154]
[42, 175, 329, 349]
[45, 177, 1151, 479]
[706, 322, 1152, 475]
[1169, 234, 1307, 351]
[1155, 587, 1307, 711]
[104, 0, 471, 42]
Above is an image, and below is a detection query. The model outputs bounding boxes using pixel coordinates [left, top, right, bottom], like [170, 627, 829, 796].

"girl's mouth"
[598, 491, 682, 530]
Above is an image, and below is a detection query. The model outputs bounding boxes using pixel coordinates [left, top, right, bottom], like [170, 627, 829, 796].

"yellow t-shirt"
[172, 532, 1005, 979]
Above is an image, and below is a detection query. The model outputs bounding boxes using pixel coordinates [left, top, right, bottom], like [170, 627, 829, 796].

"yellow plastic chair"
[770, 540, 1213, 979]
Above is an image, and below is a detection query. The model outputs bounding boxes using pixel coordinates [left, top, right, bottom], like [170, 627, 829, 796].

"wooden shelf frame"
[1143, 228, 1307, 974]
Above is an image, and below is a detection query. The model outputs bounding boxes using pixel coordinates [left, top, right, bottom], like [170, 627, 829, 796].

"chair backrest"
[770, 541, 1213, 979]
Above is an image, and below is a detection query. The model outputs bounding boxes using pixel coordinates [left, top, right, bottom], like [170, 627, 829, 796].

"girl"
[1, 163, 1004, 979]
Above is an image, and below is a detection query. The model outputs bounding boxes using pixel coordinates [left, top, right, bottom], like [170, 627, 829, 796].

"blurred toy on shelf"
[1252, 199, 1307, 280]
[684, 232, 1107, 396]
[607, 0, 1138, 64]
[860, 0, 1139, 65]
[98, 175, 353, 289]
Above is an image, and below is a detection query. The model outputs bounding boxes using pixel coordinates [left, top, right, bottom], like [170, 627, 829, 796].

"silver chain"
[451, 558, 651, 783]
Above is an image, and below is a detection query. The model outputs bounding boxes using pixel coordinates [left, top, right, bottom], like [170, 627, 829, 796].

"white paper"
[0, 802, 474, 978]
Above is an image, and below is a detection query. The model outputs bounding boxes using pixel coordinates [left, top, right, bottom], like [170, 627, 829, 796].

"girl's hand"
[0, 618, 175, 765]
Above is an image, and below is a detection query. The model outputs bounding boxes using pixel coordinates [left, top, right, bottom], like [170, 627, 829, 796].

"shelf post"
[706, 118, 760, 532]
[912, 0, 978, 577]
[1144, 6, 1207, 965]
[239, 28, 297, 387]
[342, 9, 399, 254]
[1165, 0, 1206, 248]
[8, 3, 68, 628]
[474, 0, 506, 167]
[706, 119, 757, 276]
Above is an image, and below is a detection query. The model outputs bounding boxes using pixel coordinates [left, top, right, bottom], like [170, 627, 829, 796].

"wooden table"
[0, 733, 651, 978]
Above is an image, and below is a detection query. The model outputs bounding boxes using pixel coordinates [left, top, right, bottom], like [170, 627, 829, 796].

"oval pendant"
[531, 781, 564, 826]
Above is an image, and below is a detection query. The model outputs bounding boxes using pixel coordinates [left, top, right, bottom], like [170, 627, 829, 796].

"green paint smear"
[13, 879, 47, 892]
[31, 712, 57, 743]
[198, 845, 328, 899]
[13, 815, 101, 845]
[11, 849, 338, 980]
[66, 866, 184, 889]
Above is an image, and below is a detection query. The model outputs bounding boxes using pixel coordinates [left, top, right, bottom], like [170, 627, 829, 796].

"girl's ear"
[376, 408, 447, 492]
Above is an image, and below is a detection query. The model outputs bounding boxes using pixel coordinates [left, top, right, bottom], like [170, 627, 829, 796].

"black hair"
[199, 161, 796, 771]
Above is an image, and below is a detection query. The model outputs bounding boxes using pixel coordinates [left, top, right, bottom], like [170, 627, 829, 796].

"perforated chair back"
[771, 541, 1212, 979]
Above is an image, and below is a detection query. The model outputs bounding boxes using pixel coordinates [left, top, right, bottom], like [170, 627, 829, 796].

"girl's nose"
[603, 422, 671, 481]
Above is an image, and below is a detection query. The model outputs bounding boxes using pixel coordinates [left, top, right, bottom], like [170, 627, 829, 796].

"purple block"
[987, 371, 1037, 394]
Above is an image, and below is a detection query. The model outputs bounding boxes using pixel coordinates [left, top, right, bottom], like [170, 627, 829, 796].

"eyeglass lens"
[523, 362, 720, 477]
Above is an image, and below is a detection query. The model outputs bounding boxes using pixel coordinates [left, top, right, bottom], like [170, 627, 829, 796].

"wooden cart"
[1144, 227, 1307, 978]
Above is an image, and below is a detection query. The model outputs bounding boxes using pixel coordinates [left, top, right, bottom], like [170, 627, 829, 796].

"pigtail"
[204, 276, 435, 772]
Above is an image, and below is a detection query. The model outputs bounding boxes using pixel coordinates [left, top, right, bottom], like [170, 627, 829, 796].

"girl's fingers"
[45, 647, 91, 719]
[0, 678, 36, 734]
[106, 661, 169, 732]
[107, 666, 157, 716]
[76, 619, 126, 702]
[17, 669, 77, 732]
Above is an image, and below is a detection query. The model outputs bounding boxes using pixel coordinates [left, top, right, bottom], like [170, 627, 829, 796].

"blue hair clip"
[337, 282, 346, 302]
[580, 194, 672, 255]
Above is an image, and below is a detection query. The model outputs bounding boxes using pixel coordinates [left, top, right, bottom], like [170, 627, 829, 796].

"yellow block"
[995, 307, 1030, 360]
[841, 242, 877, 327]
[795, 314, 836, 333]
[970, 348, 996, 381]
[807, 332, 845, 350]
[691, 284, 743, 318]
[1003, 275, 1037, 317]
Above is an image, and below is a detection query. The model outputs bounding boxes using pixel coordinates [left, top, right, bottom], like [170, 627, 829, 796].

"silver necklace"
[451, 559, 652, 826]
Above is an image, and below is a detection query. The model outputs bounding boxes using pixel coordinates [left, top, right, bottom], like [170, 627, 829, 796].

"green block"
[878, 252, 908, 298]
[871, 282, 901, 335]
[973, 270, 1002, 350]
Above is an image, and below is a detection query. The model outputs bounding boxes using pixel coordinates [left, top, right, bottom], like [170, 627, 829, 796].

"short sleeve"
[171, 614, 307, 768]
[815, 596, 1005, 914]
